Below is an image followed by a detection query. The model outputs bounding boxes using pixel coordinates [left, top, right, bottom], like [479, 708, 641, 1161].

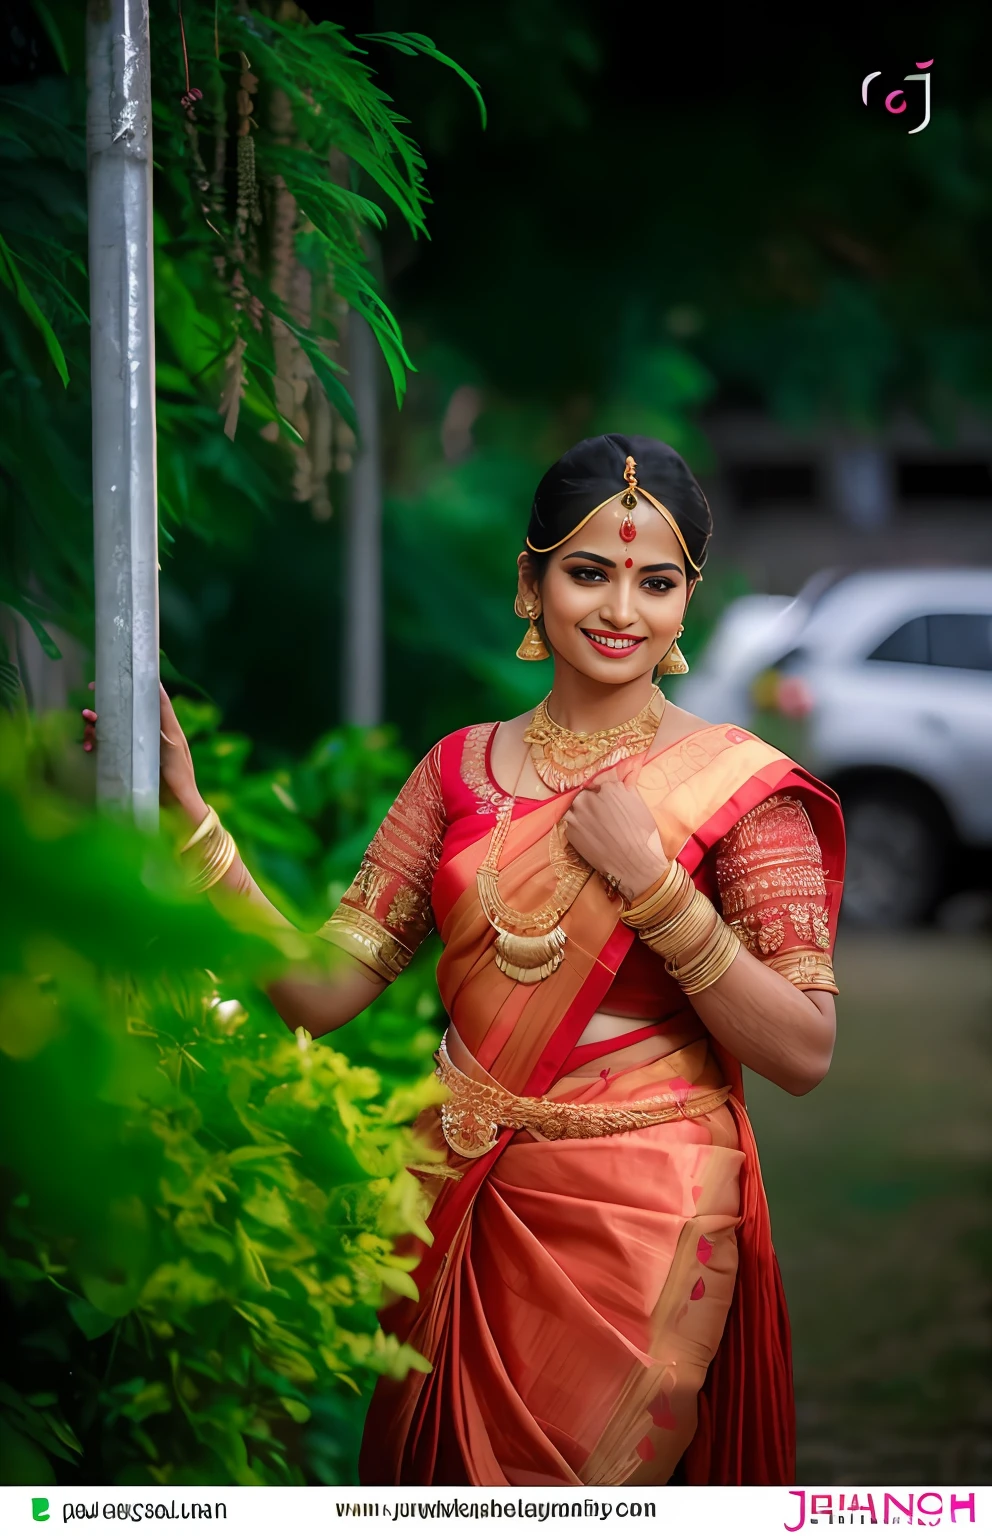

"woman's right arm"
[253, 734, 446, 1036]
[84, 684, 442, 1039]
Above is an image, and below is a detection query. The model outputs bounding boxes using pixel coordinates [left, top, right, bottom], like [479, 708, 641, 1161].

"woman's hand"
[562, 769, 668, 902]
[158, 684, 208, 826]
[81, 681, 208, 830]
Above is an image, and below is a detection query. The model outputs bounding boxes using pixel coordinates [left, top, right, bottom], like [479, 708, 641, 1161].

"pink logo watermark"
[785, 1490, 976, 1529]
[862, 60, 933, 134]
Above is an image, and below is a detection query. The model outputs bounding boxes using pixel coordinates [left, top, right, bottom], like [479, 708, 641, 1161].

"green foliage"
[0, 0, 484, 653]
[0, 711, 443, 1485]
[0, 230, 68, 385]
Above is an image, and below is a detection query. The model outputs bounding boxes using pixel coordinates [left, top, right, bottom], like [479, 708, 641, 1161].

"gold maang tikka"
[619, 455, 639, 542]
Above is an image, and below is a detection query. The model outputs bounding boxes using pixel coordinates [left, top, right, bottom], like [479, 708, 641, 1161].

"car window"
[867, 612, 992, 670]
[768, 647, 809, 672]
[868, 616, 927, 664]
[927, 613, 992, 671]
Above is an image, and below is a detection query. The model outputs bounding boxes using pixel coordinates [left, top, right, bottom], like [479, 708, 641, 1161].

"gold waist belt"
[434, 1040, 731, 1159]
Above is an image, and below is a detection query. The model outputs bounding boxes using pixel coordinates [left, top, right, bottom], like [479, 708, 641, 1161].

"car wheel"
[841, 791, 944, 929]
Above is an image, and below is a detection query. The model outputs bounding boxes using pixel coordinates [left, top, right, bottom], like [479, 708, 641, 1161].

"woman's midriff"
[574, 1008, 702, 1058]
[539, 1029, 739, 1156]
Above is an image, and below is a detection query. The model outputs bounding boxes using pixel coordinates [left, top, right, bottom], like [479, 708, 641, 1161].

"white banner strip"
[2, 1486, 986, 1536]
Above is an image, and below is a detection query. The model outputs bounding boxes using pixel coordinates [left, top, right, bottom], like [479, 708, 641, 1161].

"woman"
[92, 433, 844, 1486]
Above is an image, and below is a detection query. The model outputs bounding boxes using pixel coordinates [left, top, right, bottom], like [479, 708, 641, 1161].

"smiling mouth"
[580, 628, 647, 657]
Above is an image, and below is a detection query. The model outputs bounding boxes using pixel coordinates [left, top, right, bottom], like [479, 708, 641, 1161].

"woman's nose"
[599, 583, 638, 629]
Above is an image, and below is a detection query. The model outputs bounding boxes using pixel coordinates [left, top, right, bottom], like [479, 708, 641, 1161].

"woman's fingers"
[81, 683, 98, 750]
[159, 683, 183, 739]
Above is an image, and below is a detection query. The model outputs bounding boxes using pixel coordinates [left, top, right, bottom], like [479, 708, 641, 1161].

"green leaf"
[67, 1295, 118, 1341]
[0, 581, 62, 659]
[29, 0, 69, 73]
[359, 32, 487, 129]
[0, 233, 69, 385]
[0, 1422, 56, 1484]
[160, 651, 215, 702]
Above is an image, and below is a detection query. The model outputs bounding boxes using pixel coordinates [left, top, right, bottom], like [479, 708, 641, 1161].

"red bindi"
[625, 557, 633, 568]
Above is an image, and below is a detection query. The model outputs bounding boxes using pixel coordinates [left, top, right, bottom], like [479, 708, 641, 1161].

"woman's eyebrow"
[562, 551, 615, 568]
[640, 562, 683, 574]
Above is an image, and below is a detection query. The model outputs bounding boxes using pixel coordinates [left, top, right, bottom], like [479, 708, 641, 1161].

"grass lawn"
[746, 932, 992, 1484]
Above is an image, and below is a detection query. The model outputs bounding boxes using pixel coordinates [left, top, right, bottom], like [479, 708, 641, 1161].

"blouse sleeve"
[714, 793, 838, 995]
[317, 742, 446, 984]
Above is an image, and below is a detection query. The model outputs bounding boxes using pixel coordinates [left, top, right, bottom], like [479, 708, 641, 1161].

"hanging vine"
[161, 0, 485, 515]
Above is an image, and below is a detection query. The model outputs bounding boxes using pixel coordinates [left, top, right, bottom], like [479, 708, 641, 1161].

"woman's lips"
[580, 628, 647, 658]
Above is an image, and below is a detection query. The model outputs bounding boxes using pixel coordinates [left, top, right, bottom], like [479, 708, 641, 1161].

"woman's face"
[518, 493, 695, 685]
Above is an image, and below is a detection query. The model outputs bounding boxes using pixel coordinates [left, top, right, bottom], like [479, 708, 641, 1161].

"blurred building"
[699, 409, 992, 592]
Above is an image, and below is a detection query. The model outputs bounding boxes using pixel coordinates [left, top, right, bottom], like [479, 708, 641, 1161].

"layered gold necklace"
[478, 806, 590, 983]
[523, 685, 665, 793]
[477, 687, 665, 984]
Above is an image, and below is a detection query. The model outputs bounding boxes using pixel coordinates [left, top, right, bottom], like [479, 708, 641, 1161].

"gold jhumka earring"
[656, 624, 689, 677]
[514, 595, 550, 661]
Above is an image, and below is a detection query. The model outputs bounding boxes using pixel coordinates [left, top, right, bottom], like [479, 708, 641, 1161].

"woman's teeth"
[583, 632, 641, 650]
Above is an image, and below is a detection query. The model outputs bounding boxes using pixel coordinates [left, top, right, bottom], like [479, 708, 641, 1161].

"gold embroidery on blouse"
[318, 909, 412, 982]
[367, 745, 444, 891]
[460, 721, 507, 813]
[716, 793, 836, 992]
[333, 741, 446, 974]
[387, 883, 424, 929]
[786, 902, 831, 950]
[345, 859, 389, 912]
[730, 913, 786, 956]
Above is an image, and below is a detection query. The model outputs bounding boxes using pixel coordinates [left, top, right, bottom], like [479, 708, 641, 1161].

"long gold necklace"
[478, 801, 591, 984]
[523, 686, 665, 794]
[477, 688, 664, 984]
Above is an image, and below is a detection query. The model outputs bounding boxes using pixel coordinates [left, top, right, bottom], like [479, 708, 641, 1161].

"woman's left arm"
[670, 943, 835, 1098]
[564, 777, 837, 1097]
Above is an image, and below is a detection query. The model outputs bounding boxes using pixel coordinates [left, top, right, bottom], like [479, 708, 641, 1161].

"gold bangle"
[180, 804, 238, 893]
[765, 951, 838, 994]
[180, 805, 219, 855]
[640, 888, 716, 960]
[189, 826, 238, 892]
[666, 918, 741, 995]
[622, 860, 692, 929]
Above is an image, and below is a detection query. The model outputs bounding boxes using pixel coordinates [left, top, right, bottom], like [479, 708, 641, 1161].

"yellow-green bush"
[0, 712, 443, 1485]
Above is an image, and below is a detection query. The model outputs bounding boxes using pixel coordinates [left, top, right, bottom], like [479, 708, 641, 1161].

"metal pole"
[342, 311, 383, 725]
[86, 0, 160, 828]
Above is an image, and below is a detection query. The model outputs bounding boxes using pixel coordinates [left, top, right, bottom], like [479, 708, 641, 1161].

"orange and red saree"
[329, 722, 845, 1487]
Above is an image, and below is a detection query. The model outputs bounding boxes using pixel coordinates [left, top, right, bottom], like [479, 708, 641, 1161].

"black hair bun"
[526, 433, 712, 570]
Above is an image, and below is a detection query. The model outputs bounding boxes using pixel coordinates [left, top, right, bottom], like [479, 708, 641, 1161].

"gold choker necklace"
[523, 687, 665, 793]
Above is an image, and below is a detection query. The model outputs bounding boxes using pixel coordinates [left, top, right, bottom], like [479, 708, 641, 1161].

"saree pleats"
[362, 1040, 743, 1486]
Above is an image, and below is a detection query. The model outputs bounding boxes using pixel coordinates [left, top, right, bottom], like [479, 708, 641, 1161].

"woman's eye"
[569, 566, 607, 582]
[642, 577, 675, 592]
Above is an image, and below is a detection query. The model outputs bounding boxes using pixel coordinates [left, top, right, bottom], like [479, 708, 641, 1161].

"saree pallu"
[359, 724, 845, 1487]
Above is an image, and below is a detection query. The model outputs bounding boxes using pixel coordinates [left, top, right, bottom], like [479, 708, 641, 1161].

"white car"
[675, 569, 992, 926]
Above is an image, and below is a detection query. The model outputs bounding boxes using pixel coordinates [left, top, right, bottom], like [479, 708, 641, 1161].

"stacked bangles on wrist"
[179, 805, 238, 892]
[620, 859, 741, 996]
